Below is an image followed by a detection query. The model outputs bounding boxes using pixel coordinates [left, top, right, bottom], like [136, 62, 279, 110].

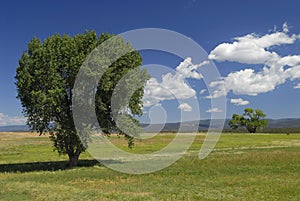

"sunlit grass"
[0, 132, 299, 200]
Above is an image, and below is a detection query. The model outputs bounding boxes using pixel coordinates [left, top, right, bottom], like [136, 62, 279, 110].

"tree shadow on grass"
[0, 159, 122, 173]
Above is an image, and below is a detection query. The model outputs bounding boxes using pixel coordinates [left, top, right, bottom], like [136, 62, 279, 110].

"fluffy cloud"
[294, 83, 300, 89]
[176, 58, 208, 79]
[284, 65, 300, 80]
[0, 113, 26, 126]
[177, 103, 192, 112]
[282, 22, 289, 33]
[143, 74, 196, 107]
[199, 89, 207, 95]
[143, 57, 205, 107]
[277, 55, 300, 67]
[208, 23, 300, 98]
[209, 24, 298, 65]
[230, 98, 250, 106]
[206, 108, 222, 113]
[210, 67, 287, 97]
[208, 40, 277, 64]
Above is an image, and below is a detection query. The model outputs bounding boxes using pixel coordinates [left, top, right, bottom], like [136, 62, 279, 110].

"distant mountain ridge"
[141, 118, 300, 132]
[1, 118, 300, 132]
[0, 125, 30, 132]
[267, 118, 300, 128]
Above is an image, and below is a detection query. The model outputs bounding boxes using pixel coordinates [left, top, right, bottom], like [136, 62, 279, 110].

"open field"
[0, 132, 299, 200]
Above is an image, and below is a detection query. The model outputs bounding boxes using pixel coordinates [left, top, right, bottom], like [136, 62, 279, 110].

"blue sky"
[1, 0, 300, 125]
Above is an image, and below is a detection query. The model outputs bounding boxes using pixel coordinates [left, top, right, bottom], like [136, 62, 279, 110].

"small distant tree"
[229, 108, 268, 133]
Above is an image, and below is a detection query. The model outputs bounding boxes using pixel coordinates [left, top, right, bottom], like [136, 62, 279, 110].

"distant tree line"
[222, 128, 300, 134]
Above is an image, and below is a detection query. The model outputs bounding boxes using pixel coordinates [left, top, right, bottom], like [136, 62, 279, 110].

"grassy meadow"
[0, 132, 299, 200]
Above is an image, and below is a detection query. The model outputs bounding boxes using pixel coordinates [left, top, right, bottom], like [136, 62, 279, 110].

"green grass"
[0, 132, 299, 200]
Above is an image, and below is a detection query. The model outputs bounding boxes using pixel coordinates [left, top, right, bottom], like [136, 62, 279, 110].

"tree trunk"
[68, 153, 80, 167]
[247, 126, 257, 133]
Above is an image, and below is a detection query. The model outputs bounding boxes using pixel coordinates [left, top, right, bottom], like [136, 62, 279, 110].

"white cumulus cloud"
[230, 98, 250, 106]
[143, 57, 206, 107]
[178, 103, 192, 112]
[210, 67, 287, 97]
[277, 55, 300, 67]
[206, 108, 222, 113]
[208, 40, 277, 64]
[209, 23, 298, 65]
[208, 23, 300, 98]
[284, 65, 300, 80]
[294, 83, 300, 89]
[142, 74, 196, 107]
[199, 89, 207, 95]
[283, 22, 289, 33]
[176, 58, 208, 79]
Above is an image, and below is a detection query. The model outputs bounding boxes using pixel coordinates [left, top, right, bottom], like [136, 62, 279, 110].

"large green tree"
[229, 108, 268, 133]
[15, 31, 149, 166]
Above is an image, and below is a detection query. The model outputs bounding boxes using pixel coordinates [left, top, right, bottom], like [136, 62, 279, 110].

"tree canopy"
[15, 31, 149, 166]
[229, 108, 268, 133]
